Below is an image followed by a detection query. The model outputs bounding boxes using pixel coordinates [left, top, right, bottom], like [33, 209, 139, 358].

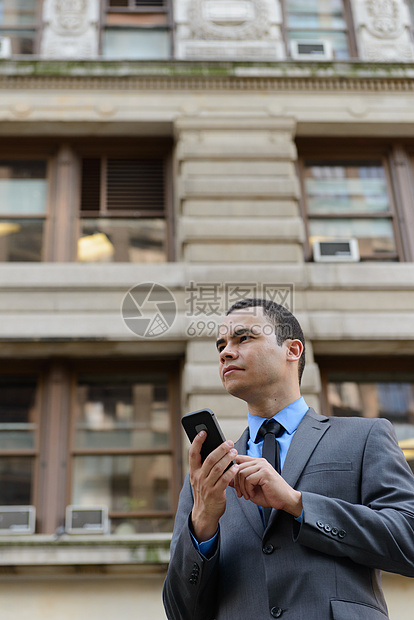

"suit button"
[263, 543, 274, 555]
[331, 527, 339, 536]
[271, 607, 283, 618]
[324, 524, 332, 533]
[338, 530, 346, 539]
[317, 520, 324, 528]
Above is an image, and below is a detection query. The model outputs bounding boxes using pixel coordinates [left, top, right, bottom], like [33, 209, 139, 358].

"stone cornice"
[1, 59, 414, 91]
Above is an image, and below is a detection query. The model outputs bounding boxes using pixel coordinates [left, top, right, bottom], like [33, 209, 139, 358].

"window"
[78, 155, 169, 263]
[0, 138, 173, 263]
[0, 0, 40, 55]
[0, 160, 48, 261]
[102, 0, 171, 59]
[319, 357, 414, 473]
[0, 360, 182, 534]
[297, 140, 405, 262]
[283, 0, 356, 59]
[0, 374, 39, 505]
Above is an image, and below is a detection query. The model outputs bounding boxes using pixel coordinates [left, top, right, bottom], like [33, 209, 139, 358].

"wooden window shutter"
[106, 158, 164, 213]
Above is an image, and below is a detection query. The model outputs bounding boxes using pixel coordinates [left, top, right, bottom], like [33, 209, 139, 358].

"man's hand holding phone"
[188, 429, 239, 543]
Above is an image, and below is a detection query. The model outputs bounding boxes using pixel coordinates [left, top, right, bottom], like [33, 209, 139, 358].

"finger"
[206, 448, 238, 486]
[202, 440, 235, 476]
[188, 430, 207, 471]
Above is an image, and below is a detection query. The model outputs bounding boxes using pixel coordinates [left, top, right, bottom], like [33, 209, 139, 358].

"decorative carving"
[365, 0, 403, 39]
[188, 0, 270, 40]
[54, 0, 89, 34]
[41, 0, 99, 59]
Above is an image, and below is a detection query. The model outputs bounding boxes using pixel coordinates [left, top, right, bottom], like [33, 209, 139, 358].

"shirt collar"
[248, 396, 309, 441]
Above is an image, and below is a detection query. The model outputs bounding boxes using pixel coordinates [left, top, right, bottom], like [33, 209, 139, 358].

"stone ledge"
[0, 533, 172, 567]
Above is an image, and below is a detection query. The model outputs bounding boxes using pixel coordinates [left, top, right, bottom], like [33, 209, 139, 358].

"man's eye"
[240, 335, 250, 342]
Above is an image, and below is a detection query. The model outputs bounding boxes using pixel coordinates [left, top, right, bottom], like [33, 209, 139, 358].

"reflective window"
[0, 0, 38, 54]
[284, 0, 352, 59]
[0, 376, 38, 505]
[302, 161, 399, 261]
[72, 372, 175, 534]
[0, 160, 47, 261]
[78, 157, 168, 263]
[102, 0, 171, 60]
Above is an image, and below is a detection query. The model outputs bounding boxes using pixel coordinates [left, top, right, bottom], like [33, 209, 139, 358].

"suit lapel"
[233, 428, 265, 538]
[282, 408, 330, 488]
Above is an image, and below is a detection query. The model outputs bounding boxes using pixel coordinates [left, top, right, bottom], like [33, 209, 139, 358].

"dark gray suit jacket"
[163, 409, 414, 620]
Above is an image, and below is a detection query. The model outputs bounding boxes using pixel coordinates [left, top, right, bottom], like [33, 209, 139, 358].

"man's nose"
[220, 344, 237, 360]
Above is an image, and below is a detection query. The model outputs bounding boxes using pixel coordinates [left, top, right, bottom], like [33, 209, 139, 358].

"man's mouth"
[223, 365, 243, 377]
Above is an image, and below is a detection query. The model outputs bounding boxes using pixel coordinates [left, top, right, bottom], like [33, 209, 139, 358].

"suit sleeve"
[294, 418, 414, 577]
[162, 474, 220, 620]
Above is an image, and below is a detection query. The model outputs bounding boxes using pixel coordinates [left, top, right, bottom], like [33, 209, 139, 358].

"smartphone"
[181, 408, 235, 469]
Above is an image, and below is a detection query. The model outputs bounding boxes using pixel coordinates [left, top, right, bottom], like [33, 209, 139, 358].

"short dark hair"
[226, 298, 306, 384]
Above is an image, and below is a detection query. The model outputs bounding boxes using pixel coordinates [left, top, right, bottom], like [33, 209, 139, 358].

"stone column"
[351, 0, 414, 61]
[174, 0, 285, 60]
[40, 0, 100, 59]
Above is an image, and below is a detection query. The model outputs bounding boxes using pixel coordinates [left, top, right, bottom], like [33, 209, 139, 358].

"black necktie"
[255, 420, 284, 525]
[256, 419, 284, 473]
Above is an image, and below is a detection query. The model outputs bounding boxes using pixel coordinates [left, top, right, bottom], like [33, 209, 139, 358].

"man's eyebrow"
[216, 327, 255, 349]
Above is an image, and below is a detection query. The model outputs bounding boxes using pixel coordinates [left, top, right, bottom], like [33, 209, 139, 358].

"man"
[163, 299, 414, 620]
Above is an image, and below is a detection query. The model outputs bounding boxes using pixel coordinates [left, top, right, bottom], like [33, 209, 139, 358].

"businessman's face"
[216, 307, 290, 407]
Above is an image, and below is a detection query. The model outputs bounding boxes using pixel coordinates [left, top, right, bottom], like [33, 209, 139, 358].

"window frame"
[77, 138, 174, 263]
[281, 0, 358, 59]
[0, 0, 44, 55]
[296, 139, 406, 262]
[0, 358, 183, 535]
[317, 355, 414, 466]
[100, 0, 173, 59]
[0, 154, 53, 262]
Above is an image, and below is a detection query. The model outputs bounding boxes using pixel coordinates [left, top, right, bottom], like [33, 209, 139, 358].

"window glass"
[0, 219, 44, 261]
[303, 160, 398, 260]
[308, 218, 396, 255]
[285, 0, 350, 59]
[305, 164, 389, 214]
[0, 161, 47, 215]
[0, 0, 37, 54]
[78, 218, 166, 263]
[74, 376, 170, 450]
[102, 28, 170, 59]
[0, 376, 37, 450]
[0, 375, 38, 506]
[327, 379, 414, 471]
[72, 372, 175, 534]
[0, 0, 37, 26]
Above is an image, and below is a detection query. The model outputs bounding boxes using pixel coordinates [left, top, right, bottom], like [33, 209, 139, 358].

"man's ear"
[286, 339, 303, 362]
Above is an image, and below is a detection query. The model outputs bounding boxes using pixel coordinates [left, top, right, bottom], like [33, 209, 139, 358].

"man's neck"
[247, 390, 302, 419]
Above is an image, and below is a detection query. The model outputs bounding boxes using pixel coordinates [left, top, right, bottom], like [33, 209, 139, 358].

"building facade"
[0, 1, 414, 618]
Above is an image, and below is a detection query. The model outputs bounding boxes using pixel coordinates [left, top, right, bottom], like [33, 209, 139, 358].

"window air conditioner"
[65, 506, 109, 534]
[0, 37, 12, 58]
[313, 239, 360, 262]
[0, 506, 36, 535]
[290, 40, 333, 60]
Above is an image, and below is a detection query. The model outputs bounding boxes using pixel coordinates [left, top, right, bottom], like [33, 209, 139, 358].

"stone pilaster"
[351, 0, 414, 61]
[40, 0, 100, 59]
[174, 0, 285, 60]
[174, 115, 304, 264]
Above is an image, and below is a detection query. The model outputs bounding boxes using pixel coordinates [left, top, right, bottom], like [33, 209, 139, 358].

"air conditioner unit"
[313, 239, 360, 262]
[0, 506, 36, 535]
[0, 37, 12, 58]
[290, 39, 333, 60]
[65, 506, 109, 535]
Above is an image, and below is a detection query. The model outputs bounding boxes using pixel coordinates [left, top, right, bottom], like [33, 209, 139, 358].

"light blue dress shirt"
[191, 397, 309, 557]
